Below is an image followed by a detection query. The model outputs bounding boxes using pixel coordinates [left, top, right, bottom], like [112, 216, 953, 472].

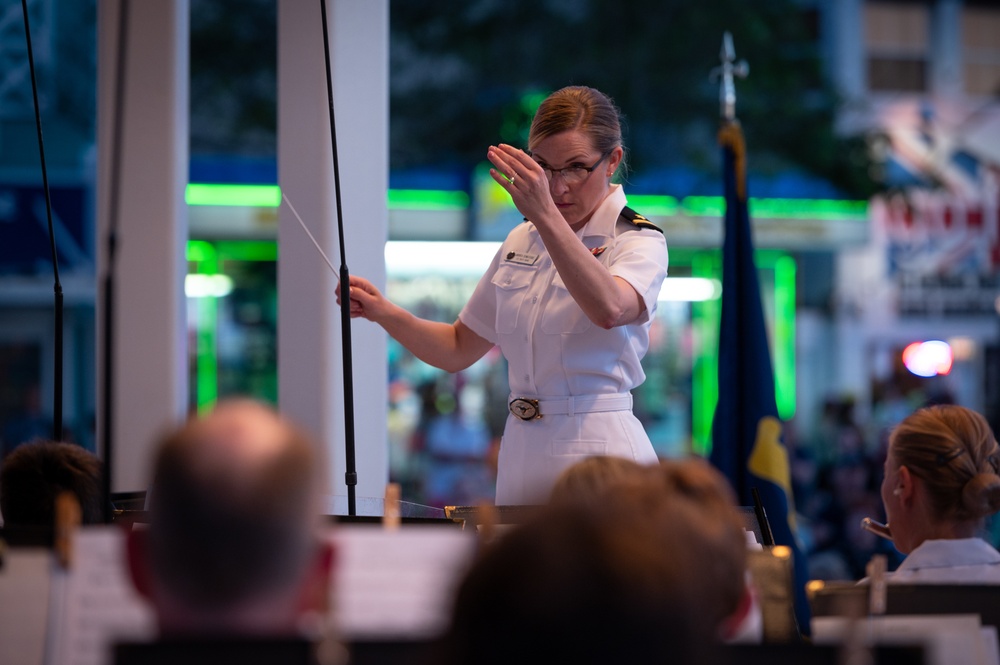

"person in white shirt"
[340, 86, 667, 504]
[879, 404, 1000, 583]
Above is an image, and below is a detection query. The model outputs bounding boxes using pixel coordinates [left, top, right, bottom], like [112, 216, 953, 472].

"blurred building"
[823, 0, 1000, 438]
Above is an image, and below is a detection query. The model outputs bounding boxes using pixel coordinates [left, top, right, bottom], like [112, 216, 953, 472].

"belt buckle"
[509, 398, 541, 421]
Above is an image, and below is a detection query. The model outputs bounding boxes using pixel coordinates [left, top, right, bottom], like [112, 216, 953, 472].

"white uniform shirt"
[460, 185, 668, 397]
[886, 537, 1000, 583]
[459, 185, 668, 503]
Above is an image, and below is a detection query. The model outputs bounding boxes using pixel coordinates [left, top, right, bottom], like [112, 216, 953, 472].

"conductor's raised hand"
[487, 144, 558, 224]
[336, 275, 390, 323]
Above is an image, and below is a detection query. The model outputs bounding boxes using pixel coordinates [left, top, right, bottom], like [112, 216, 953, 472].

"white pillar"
[830, 0, 866, 99]
[930, 0, 963, 98]
[277, 0, 389, 504]
[96, 0, 189, 492]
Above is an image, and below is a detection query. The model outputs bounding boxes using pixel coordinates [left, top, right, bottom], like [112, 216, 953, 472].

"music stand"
[443, 504, 540, 527]
[724, 643, 925, 665]
[747, 547, 801, 641]
[114, 637, 315, 665]
[738, 506, 765, 546]
[809, 582, 1000, 631]
[110, 491, 147, 512]
[322, 495, 446, 520]
[346, 638, 443, 665]
[0, 524, 54, 548]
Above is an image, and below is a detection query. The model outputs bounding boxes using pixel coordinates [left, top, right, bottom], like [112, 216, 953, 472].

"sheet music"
[981, 626, 1000, 665]
[45, 526, 156, 665]
[813, 614, 988, 665]
[0, 547, 52, 665]
[330, 525, 477, 639]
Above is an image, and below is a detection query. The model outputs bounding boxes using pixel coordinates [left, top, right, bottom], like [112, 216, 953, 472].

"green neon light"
[681, 195, 867, 220]
[187, 239, 216, 262]
[186, 239, 279, 414]
[773, 254, 796, 420]
[186, 240, 220, 412]
[691, 252, 721, 456]
[752, 197, 867, 220]
[196, 291, 218, 414]
[683, 196, 728, 217]
[215, 240, 278, 262]
[186, 183, 281, 207]
[184, 183, 866, 223]
[186, 183, 475, 212]
[690, 250, 797, 455]
[626, 194, 680, 217]
[387, 189, 470, 210]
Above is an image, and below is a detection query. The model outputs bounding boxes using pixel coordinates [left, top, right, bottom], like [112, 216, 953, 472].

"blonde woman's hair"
[890, 405, 1000, 523]
[528, 86, 627, 181]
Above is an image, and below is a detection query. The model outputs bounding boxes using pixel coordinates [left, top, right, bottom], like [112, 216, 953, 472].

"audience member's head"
[442, 456, 752, 663]
[126, 399, 333, 637]
[882, 404, 1000, 553]
[0, 440, 103, 527]
[629, 458, 751, 638]
[548, 454, 645, 507]
[442, 501, 720, 665]
[551, 455, 752, 640]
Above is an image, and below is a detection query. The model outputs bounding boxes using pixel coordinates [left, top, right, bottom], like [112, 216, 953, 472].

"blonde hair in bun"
[961, 471, 1000, 520]
[890, 405, 1000, 523]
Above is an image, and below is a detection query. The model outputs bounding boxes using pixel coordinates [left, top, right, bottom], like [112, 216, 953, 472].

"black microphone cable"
[20, 0, 63, 442]
[99, 0, 131, 523]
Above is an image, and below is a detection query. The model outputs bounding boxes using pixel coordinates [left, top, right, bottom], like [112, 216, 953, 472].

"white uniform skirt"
[494, 406, 658, 505]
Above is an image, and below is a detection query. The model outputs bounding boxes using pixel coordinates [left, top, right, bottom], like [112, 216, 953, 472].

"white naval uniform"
[885, 538, 1000, 584]
[459, 185, 668, 504]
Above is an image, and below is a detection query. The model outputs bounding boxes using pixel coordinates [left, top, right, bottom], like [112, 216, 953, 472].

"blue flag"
[708, 121, 810, 634]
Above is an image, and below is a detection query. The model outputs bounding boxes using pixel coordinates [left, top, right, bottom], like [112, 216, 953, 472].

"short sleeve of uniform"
[608, 226, 668, 324]
[458, 247, 503, 345]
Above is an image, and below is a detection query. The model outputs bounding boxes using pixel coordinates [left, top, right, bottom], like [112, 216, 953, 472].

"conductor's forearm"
[374, 307, 490, 373]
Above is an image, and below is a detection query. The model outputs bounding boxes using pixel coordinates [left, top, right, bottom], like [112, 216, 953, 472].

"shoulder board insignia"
[620, 206, 663, 234]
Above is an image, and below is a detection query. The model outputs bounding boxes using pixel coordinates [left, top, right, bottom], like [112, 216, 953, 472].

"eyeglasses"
[528, 149, 613, 185]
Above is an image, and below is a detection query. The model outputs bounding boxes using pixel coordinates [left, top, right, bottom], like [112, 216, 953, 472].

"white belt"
[508, 393, 633, 420]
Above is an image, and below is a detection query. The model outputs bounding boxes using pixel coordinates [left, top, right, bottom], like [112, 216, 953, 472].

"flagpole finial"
[710, 31, 749, 121]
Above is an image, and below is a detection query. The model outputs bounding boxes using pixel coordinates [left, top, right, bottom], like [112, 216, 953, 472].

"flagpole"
[712, 33, 749, 206]
[707, 32, 811, 634]
[711, 32, 748, 123]
[710, 31, 750, 501]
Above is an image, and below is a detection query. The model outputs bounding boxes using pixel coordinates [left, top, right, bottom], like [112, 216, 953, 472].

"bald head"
[145, 399, 321, 616]
[161, 400, 310, 506]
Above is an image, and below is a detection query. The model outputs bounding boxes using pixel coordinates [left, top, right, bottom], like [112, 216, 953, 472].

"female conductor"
[339, 86, 667, 504]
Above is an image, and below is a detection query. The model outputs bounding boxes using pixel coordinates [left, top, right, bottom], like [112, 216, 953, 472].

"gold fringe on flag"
[717, 121, 747, 202]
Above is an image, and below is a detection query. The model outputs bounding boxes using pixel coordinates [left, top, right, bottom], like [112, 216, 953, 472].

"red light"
[902, 341, 953, 378]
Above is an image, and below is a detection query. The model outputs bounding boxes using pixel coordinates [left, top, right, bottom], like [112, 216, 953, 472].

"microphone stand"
[20, 0, 63, 442]
[98, 0, 131, 523]
[318, 0, 359, 516]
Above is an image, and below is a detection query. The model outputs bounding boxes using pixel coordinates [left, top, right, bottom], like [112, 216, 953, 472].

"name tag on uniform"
[504, 251, 539, 266]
